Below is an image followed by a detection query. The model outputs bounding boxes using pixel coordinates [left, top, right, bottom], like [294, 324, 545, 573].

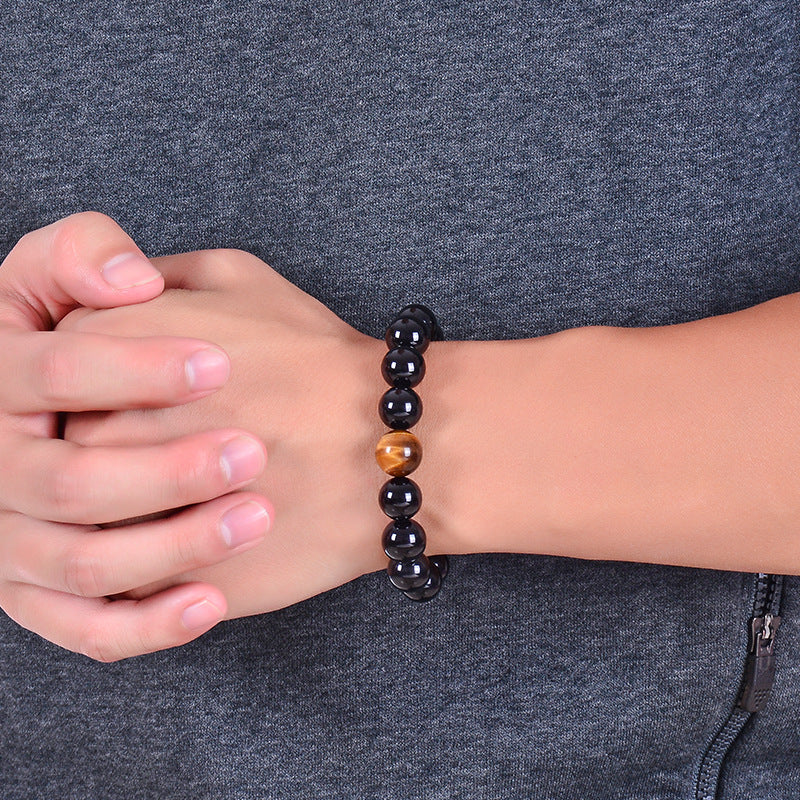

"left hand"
[57, 248, 390, 619]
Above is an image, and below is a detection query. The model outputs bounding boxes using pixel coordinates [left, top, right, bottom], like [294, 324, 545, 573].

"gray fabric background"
[1, 2, 798, 798]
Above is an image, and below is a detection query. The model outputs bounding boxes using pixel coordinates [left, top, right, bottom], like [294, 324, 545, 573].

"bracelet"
[375, 303, 449, 602]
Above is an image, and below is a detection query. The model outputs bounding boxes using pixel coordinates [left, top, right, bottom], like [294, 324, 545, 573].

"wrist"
[361, 328, 479, 569]
[363, 324, 589, 566]
[414, 328, 589, 560]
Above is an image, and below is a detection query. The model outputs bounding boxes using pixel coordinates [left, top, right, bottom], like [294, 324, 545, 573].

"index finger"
[0, 211, 165, 332]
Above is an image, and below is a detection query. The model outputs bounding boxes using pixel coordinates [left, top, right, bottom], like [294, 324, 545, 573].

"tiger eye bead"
[385, 317, 430, 354]
[379, 476, 421, 518]
[379, 386, 422, 430]
[379, 305, 447, 602]
[381, 347, 425, 388]
[375, 430, 422, 477]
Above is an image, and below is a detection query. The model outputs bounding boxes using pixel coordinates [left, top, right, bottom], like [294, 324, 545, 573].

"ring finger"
[0, 428, 267, 524]
[0, 492, 273, 598]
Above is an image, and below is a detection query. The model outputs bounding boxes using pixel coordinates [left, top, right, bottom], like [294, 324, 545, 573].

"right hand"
[0, 212, 274, 661]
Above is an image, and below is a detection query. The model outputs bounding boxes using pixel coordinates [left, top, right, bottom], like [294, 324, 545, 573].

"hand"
[0, 212, 272, 661]
[58, 247, 391, 620]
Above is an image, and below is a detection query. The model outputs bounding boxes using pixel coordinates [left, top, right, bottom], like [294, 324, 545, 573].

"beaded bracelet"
[375, 303, 449, 602]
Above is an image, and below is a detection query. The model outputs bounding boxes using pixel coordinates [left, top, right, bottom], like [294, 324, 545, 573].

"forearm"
[417, 292, 800, 574]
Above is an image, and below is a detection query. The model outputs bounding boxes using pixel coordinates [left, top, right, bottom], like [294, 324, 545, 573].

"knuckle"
[63, 541, 108, 598]
[164, 444, 215, 503]
[56, 307, 95, 334]
[166, 522, 208, 572]
[81, 617, 161, 662]
[50, 212, 123, 279]
[37, 341, 81, 405]
[210, 247, 250, 263]
[75, 210, 117, 227]
[5, 525, 42, 585]
[9, 229, 34, 260]
[201, 249, 255, 284]
[0, 581, 23, 626]
[131, 625, 161, 658]
[50, 213, 93, 260]
[54, 211, 116, 246]
[78, 623, 123, 663]
[41, 457, 91, 521]
[228, 248, 265, 275]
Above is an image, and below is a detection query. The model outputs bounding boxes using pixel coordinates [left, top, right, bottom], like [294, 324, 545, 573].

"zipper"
[694, 573, 784, 800]
[737, 574, 783, 712]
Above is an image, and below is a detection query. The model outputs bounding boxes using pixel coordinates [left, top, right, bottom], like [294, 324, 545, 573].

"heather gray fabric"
[1, 2, 799, 798]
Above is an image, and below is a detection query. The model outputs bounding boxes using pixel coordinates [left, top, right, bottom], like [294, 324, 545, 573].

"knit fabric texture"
[1, 2, 798, 798]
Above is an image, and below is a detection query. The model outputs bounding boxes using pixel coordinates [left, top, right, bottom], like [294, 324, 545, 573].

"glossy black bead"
[396, 303, 443, 341]
[382, 517, 426, 560]
[385, 317, 430, 354]
[381, 347, 425, 388]
[402, 561, 443, 601]
[428, 554, 449, 581]
[387, 554, 431, 590]
[379, 476, 421, 518]
[379, 386, 422, 429]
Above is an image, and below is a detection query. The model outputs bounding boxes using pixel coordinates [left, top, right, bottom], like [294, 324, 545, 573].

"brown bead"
[375, 430, 422, 477]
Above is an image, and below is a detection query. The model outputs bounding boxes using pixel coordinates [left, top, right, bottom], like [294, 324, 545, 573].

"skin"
[0, 213, 273, 660]
[59, 246, 392, 617]
[418, 308, 800, 575]
[4, 212, 800, 661]
[59, 245, 800, 604]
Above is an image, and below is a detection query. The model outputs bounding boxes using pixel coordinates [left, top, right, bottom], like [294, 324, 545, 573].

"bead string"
[375, 304, 449, 602]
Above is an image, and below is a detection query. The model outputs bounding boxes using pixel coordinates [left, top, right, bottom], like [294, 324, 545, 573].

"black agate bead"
[378, 477, 421, 518]
[378, 304, 446, 602]
[402, 560, 444, 601]
[396, 303, 443, 342]
[387, 554, 431, 590]
[379, 386, 422, 429]
[382, 517, 426, 559]
[385, 317, 430, 354]
[381, 347, 425, 388]
[429, 554, 449, 581]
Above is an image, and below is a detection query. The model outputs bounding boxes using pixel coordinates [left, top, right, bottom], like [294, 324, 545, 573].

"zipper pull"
[737, 614, 781, 712]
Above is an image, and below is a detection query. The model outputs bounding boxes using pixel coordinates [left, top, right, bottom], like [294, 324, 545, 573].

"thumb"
[0, 211, 165, 331]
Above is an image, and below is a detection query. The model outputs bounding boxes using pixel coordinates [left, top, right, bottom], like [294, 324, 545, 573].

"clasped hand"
[0, 212, 387, 661]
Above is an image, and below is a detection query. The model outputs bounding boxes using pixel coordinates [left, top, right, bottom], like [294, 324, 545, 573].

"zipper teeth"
[753, 573, 783, 618]
[694, 572, 785, 800]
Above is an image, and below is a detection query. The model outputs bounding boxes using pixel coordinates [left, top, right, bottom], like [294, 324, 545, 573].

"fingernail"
[186, 347, 230, 393]
[181, 598, 223, 631]
[219, 500, 270, 549]
[101, 253, 162, 289]
[220, 436, 266, 485]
